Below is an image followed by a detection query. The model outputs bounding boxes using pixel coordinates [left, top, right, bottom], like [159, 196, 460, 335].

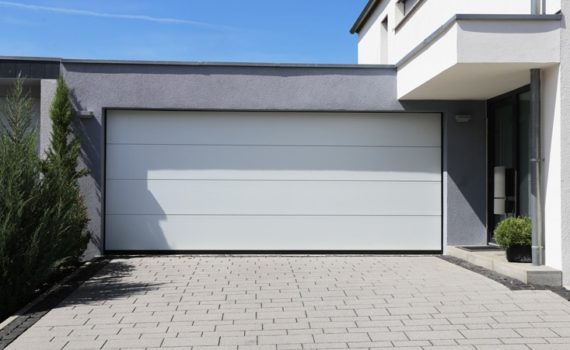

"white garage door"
[105, 110, 441, 251]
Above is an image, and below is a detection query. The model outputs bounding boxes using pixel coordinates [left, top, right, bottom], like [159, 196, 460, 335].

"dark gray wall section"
[61, 62, 487, 255]
[445, 104, 487, 246]
[0, 81, 40, 97]
[0, 60, 59, 79]
[403, 101, 487, 246]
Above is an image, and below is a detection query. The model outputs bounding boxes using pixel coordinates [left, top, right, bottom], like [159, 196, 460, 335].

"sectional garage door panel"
[107, 111, 441, 147]
[105, 216, 442, 251]
[106, 180, 441, 216]
[105, 111, 442, 251]
[107, 145, 442, 182]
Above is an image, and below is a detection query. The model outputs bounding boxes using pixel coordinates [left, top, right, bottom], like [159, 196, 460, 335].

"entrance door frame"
[487, 85, 530, 243]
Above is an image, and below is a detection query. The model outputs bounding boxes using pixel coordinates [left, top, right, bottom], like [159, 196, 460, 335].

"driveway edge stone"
[440, 255, 570, 298]
[0, 257, 109, 349]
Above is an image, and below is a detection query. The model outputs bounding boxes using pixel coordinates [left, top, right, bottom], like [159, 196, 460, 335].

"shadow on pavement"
[57, 259, 163, 307]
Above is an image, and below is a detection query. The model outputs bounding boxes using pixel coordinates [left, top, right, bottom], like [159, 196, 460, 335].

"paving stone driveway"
[7, 256, 570, 350]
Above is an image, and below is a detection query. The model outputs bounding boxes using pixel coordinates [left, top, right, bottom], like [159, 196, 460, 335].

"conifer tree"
[0, 76, 90, 320]
[43, 77, 89, 264]
[0, 76, 53, 319]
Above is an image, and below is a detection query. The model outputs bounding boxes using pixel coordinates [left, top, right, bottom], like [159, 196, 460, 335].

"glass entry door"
[488, 89, 531, 242]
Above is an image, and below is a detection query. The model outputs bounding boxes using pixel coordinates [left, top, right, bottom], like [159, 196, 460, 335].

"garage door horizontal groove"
[107, 143, 441, 148]
[106, 213, 441, 217]
[106, 178, 442, 182]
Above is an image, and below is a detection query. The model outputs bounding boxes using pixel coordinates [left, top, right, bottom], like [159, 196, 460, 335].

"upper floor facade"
[352, 0, 561, 65]
[351, 0, 563, 100]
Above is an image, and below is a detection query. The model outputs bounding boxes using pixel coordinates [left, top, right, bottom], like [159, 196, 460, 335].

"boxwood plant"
[494, 216, 532, 249]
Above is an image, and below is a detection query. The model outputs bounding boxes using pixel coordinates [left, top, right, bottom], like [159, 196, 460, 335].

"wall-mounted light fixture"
[454, 114, 472, 123]
[77, 110, 94, 120]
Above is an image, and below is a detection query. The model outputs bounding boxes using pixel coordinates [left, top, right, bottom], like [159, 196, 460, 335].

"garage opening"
[105, 110, 442, 251]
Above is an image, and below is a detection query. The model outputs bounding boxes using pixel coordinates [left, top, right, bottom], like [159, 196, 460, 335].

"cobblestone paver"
[6, 256, 570, 349]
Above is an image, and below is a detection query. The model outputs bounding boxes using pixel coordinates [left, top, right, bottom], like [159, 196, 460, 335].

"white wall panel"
[105, 111, 442, 251]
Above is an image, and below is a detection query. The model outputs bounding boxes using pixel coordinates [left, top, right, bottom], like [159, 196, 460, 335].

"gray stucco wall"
[60, 62, 487, 255]
[39, 80, 56, 158]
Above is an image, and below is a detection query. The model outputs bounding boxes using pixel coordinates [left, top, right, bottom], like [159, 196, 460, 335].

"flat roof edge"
[455, 13, 562, 21]
[350, 0, 382, 34]
[0, 56, 61, 62]
[0, 56, 394, 69]
[61, 58, 395, 69]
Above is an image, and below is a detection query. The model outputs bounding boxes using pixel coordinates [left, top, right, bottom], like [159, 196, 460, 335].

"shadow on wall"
[69, 90, 104, 254]
[69, 91, 169, 252]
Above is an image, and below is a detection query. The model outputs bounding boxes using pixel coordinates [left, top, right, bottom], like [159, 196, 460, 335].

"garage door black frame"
[102, 108, 444, 255]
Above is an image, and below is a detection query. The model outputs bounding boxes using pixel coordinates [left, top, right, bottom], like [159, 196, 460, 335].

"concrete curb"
[440, 255, 570, 300]
[446, 246, 562, 286]
[0, 258, 109, 349]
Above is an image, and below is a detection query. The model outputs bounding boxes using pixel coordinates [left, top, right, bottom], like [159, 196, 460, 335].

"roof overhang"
[397, 14, 561, 100]
[350, 0, 383, 34]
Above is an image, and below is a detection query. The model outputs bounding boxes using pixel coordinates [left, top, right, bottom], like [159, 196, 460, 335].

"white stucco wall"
[397, 23, 458, 98]
[357, 0, 562, 65]
[397, 18, 560, 100]
[542, 65, 562, 270]
[457, 20, 560, 64]
[545, 0, 562, 14]
[357, 1, 389, 64]
[560, 0, 570, 287]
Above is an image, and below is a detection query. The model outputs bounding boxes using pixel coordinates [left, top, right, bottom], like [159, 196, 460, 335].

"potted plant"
[494, 216, 532, 263]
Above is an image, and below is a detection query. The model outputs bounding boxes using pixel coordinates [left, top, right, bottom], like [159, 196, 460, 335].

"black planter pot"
[505, 245, 532, 263]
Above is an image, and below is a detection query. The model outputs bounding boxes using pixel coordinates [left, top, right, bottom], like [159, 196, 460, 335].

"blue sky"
[0, 0, 367, 63]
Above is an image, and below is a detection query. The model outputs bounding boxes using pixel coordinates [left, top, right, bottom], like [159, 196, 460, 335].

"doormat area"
[458, 246, 503, 252]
